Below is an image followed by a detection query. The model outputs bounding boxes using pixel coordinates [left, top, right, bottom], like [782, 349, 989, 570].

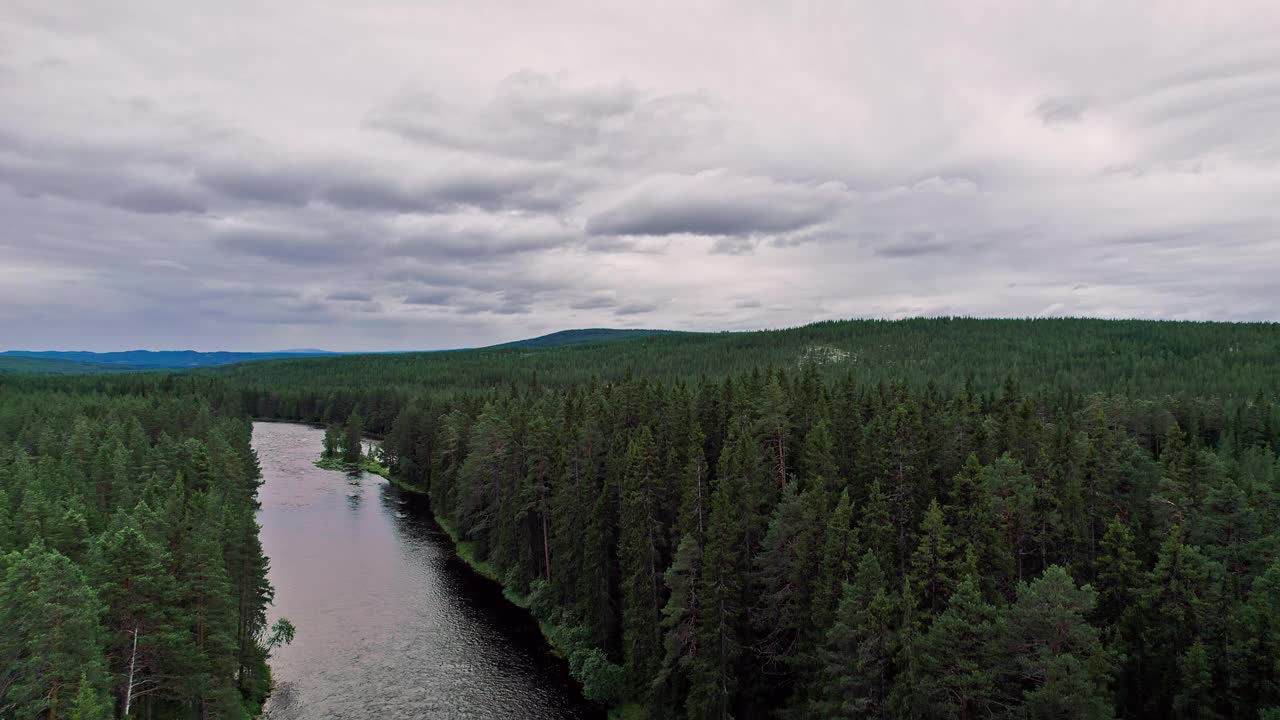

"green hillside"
[485, 328, 679, 349]
[220, 317, 1279, 417]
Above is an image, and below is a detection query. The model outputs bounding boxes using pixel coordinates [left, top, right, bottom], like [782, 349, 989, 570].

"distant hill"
[486, 328, 678, 349]
[0, 356, 135, 375]
[0, 331, 672, 373]
[0, 349, 340, 370]
[210, 317, 1280, 403]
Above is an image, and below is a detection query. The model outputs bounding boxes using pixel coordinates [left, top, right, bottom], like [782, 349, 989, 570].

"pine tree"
[1007, 566, 1113, 720]
[910, 576, 1005, 718]
[0, 544, 107, 719]
[91, 523, 188, 712]
[177, 493, 239, 713]
[342, 410, 364, 465]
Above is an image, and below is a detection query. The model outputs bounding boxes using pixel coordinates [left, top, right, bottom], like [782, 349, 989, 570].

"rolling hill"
[484, 328, 679, 349]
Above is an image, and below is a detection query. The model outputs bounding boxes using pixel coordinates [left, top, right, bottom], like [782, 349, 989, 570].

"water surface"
[255, 421, 602, 719]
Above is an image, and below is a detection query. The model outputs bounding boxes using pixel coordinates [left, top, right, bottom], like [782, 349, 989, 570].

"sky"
[1, 1, 1278, 351]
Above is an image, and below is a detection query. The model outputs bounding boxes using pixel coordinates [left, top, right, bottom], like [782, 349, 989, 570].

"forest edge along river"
[253, 421, 603, 719]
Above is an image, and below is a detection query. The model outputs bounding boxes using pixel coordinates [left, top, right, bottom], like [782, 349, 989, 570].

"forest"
[229, 318, 1280, 719]
[0, 378, 287, 718]
[2, 317, 1278, 719]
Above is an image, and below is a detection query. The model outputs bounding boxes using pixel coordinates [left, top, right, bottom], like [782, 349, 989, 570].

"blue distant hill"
[0, 329, 678, 374]
[0, 349, 340, 370]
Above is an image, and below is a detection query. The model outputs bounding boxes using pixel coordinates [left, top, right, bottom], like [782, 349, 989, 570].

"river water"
[253, 421, 603, 719]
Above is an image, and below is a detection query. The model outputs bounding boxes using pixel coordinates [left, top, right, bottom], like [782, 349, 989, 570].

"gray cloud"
[390, 214, 575, 261]
[106, 184, 206, 215]
[615, 301, 659, 316]
[213, 225, 365, 265]
[569, 295, 616, 310]
[198, 165, 312, 206]
[327, 290, 373, 302]
[0, 2, 1277, 351]
[587, 173, 847, 238]
[199, 160, 575, 214]
[368, 70, 727, 166]
[873, 232, 953, 258]
[1034, 97, 1086, 126]
[403, 289, 453, 306]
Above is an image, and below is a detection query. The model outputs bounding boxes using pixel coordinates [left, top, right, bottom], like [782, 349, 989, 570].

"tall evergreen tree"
[0, 544, 107, 720]
[619, 427, 666, 696]
[811, 550, 894, 719]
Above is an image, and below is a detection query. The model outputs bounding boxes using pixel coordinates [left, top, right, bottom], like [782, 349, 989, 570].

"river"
[253, 421, 604, 719]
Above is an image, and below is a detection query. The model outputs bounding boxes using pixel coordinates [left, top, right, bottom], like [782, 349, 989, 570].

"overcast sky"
[2, 2, 1278, 351]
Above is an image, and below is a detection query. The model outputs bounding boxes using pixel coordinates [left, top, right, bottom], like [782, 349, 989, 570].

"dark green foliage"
[265, 318, 1274, 719]
[0, 543, 106, 719]
[619, 427, 665, 695]
[0, 382, 278, 718]
[1006, 566, 1113, 720]
[907, 575, 1004, 717]
[8, 316, 1279, 718]
[811, 550, 894, 719]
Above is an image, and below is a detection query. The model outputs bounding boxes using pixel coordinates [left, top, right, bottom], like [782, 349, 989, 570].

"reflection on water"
[254, 422, 602, 719]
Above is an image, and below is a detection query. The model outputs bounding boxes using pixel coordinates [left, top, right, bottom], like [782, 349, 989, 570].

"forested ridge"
[224, 317, 1278, 423]
[3, 317, 1279, 719]
[0, 379, 285, 718]
[226, 317, 1280, 719]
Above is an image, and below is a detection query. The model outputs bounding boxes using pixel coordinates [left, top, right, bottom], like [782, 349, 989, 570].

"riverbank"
[257, 421, 600, 718]
[365, 462, 643, 720]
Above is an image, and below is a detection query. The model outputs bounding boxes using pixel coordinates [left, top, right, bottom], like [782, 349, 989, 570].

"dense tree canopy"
[0, 382, 277, 718]
[218, 317, 1278, 718]
[3, 317, 1278, 718]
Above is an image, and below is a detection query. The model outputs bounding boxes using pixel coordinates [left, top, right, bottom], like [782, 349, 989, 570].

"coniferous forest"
[0, 380, 286, 718]
[239, 318, 1280, 719]
[2, 317, 1279, 719]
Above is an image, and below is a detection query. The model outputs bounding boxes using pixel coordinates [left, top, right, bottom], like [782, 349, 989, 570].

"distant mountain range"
[0, 329, 673, 374]
[0, 349, 341, 373]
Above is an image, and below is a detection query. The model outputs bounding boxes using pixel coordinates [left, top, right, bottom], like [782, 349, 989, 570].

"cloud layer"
[1, 1, 1277, 350]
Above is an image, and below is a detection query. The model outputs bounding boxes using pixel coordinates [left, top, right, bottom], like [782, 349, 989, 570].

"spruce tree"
[811, 550, 894, 719]
[619, 427, 665, 696]
[908, 498, 958, 614]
